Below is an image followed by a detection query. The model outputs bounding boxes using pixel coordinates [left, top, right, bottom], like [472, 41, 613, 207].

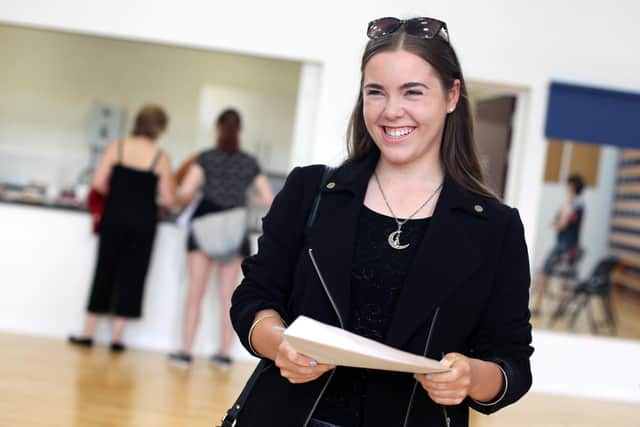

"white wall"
[197, 84, 298, 173]
[533, 145, 618, 279]
[0, 24, 300, 187]
[531, 330, 640, 403]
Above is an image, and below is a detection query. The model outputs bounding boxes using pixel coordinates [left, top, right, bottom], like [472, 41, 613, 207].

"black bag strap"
[219, 358, 269, 427]
[218, 165, 333, 427]
[306, 165, 334, 231]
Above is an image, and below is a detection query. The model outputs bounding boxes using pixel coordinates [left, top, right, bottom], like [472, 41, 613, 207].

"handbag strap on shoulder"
[306, 165, 334, 231]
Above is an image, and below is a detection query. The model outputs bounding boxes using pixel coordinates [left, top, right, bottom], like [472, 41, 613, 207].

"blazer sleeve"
[467, 208, 534, 414]
[230, 166, 321, 357]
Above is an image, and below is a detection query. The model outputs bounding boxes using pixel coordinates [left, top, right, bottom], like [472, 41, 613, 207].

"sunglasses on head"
[367, 17, 449, 43]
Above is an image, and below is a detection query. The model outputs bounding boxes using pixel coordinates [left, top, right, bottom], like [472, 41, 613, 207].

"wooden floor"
[532, 279, 640, 340]
[1, 333, 637, 427]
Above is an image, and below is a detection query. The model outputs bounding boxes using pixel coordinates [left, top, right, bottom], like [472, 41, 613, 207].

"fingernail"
[426, 374, 433, 380]
[309, 360, 318, 367]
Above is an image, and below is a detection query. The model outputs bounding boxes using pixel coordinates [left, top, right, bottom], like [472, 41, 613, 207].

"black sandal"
[110, 342, 126, 352]
[68, 335, 93, 347]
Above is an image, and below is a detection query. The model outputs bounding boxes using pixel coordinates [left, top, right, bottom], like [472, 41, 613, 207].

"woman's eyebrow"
[363, 82, 430, 90]
[363, 82, 384, 90]
[400, 82, 429, 90]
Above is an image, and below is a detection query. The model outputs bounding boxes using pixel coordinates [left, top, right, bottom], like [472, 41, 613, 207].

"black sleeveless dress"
[87, 143, 162, 318]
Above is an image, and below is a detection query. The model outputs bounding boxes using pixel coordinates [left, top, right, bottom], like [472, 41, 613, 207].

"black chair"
[548, 256, 619, 334]
[543, 247, 584, 304]
[550, 246, 584, 281]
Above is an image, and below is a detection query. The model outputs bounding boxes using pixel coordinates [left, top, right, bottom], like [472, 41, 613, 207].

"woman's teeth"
[384, 127, 414, 138]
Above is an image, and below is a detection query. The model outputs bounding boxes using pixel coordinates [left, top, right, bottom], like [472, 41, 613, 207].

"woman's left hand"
[414, 352, 473, 405]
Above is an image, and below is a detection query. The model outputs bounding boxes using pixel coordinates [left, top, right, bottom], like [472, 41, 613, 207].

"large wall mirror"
[530, 82, 640, 340]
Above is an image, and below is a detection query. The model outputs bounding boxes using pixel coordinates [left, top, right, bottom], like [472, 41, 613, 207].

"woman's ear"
[447, 79, 461, 112]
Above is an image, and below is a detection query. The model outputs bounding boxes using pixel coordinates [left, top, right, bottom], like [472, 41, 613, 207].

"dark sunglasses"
[367, 17, 449, 43]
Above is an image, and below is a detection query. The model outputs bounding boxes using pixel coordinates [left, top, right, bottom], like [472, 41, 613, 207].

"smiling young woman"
[229, 16, 533, 427]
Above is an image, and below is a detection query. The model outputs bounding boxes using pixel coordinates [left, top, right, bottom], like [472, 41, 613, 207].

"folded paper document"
[283, 316, 449, 374]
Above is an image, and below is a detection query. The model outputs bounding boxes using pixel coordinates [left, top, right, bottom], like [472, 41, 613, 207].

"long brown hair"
[346, 28, 496, 199]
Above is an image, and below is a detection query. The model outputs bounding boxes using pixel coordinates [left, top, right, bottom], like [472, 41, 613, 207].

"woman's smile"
[381, 125, 416, 143]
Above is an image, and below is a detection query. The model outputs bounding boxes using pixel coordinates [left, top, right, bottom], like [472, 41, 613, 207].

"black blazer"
[231, 153, 533, 427]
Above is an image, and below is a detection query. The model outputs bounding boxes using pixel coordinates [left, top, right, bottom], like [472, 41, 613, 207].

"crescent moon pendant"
[388, 230, 410, 250]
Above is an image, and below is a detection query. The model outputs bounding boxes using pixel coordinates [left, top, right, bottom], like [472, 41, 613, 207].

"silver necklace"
[373, 171, 443, 250]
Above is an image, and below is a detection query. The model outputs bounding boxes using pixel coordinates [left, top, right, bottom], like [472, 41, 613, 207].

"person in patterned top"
[169, 109, 273, 369]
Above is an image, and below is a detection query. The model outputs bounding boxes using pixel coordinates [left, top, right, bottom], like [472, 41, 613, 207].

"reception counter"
[0, 201, 255, 361]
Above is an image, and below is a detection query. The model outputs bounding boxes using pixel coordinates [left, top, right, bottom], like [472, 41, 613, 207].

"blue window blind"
[545, 81, 640, 148]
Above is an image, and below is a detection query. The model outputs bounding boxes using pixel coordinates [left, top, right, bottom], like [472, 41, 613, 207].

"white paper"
[283, 316, 449, 374]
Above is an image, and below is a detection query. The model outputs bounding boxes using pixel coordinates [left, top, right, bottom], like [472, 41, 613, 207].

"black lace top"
[313, 205, 431, 427]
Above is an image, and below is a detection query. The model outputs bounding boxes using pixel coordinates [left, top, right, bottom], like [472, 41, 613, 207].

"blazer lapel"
[306, 154, 378, 327]
[385, 175, 490, 349]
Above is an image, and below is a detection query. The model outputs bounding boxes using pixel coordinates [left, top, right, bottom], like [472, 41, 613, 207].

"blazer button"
[326, 182, 336, 189]
[474, 204, 484, 213]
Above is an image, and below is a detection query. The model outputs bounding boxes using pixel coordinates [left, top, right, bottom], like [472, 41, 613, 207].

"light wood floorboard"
[0, 334, 637, 426]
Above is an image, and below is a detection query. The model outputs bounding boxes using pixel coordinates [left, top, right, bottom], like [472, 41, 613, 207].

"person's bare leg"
[182, 250, 213, 354]
[111, 317, 126, 343]
[80, 313, 99, 338]
[531, 271, 549, 315]
[216, 256, 242, 357]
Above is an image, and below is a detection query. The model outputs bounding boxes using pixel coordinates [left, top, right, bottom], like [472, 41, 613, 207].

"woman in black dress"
[69, 105, 175, 351]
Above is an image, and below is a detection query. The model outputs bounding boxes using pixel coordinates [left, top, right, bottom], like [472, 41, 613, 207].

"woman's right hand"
[275, 339, 335, 384]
